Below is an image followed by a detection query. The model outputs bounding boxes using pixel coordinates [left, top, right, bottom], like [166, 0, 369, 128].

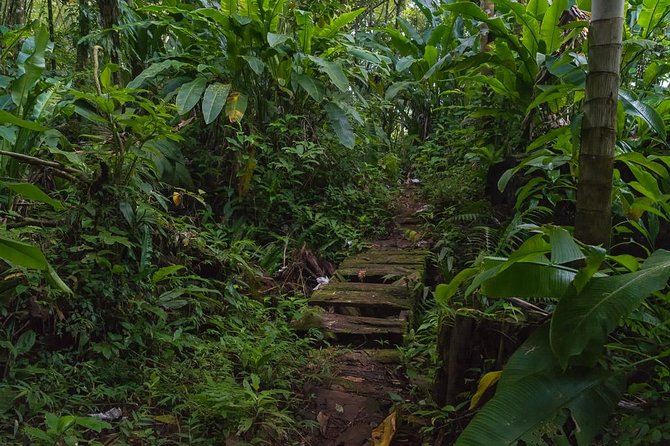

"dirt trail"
[301, 185, 430, 446]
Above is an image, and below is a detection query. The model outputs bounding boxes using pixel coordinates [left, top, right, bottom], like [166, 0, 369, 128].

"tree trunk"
[2, 0, 26, 26]
[96, 0, 121, 70]
[47, 0, 56, 70]
[76, 0, 91, 72]
[574, 0, 625, 247]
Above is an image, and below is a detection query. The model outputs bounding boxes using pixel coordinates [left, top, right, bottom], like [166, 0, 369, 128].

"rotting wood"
[309, 288, 411, 310]
[340, 254, 425, 268]
[318, 313, 407, 335]
[337, 264, 423, 282]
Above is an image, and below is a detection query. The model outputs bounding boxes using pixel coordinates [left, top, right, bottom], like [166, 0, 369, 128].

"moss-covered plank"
[309, 287, 411, 310]
[317, 281, 410, 297]
[364, 247, 430, 256]
[337, 264, 423, 282]
[319, 313, 407, 335]
[340, 252, 426, 268]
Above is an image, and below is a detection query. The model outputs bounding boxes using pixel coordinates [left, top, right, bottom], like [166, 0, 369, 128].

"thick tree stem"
[574, 0, 624, 247]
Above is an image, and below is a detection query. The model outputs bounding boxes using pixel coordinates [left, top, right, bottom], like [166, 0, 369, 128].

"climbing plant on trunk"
[574, 0, 625, 247]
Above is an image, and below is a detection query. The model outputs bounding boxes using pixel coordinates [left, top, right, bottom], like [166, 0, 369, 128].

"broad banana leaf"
[638, 0, 670, 38]
[456, 325, 625, 446]
[551, 249, 670, 368]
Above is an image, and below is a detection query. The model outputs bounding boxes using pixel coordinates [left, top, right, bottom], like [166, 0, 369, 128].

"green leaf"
[242, 55, 265, 75]
[15, 330, 36, 355]
[3, 182, 64, 210]
[385, 81, 413, 100]
[75, 417, 112, 432]
[497, 168, 516, 192]
[498, 0, 541, 57]
[0, 110, 47, 131]
[176, 77, 207, 115]
[397, 17, 423, 44]
[309, 56, 349, 93]
[549, 227, 584, 264]
[57, 415, 77, 433]
[526, 84, 582, 112]
[0, 236, 48, 270]
[526, 0, 549, 19]
[267, 32, 291, 47]
[324, 102, 354, 148]
[152, 265, 185, 284]
[201, 82, 231, 125]
[396, 56, 415, 72]
[540, 0, 567, 53]
[295, 10, 314, 54]
[435, 268, 478, 304]
[619, 89, 667, 141]
[316, 7, 365, 39]
[481, 259, 576, 299]
[47, 265, 73, 295]
[127, 60, 187, 89]
[638, 0, 670, 38]
[73, 104, 107, 124]
[12, 24, 49, 109]
[0, 126, 18, 144]
[607, 254, 639, 272]
[551, 249, 670, 368]
[295, 73, 323, 102]
[456, 325, 624, 446]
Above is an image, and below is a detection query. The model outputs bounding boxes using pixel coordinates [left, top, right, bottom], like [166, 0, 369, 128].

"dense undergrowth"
[0, 4, 399, 444]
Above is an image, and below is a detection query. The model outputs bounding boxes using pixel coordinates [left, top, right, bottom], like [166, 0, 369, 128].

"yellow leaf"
[469, 371, 502, 410]
[172, 191, 182, 206]
[316, 411, 329, 436]
[225, 91, 248, 123]
[371, 412, 396, 446]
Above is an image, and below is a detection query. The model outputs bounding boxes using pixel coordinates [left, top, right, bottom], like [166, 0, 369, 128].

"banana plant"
[372, 3, 463, 140]
[0, 22, 65, 181]
[439, 227, 670, 444]
[131, 1, 368, 148]
[0, 181, 71, 294]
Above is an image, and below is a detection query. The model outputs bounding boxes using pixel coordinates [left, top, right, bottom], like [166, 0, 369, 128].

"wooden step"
[319, 313, 407, 336]
[336, 264, 423, 283]
[318, 281, 410, 295]
[364, 247, 430, 256]
[310, 283, 411, 310]
[340, 251, 426, 268]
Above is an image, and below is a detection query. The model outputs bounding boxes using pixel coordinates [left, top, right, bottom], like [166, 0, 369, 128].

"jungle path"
[300, 185, 430, 446]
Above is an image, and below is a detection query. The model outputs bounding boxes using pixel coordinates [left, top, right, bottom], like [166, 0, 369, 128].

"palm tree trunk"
[574, 0, 625, 247]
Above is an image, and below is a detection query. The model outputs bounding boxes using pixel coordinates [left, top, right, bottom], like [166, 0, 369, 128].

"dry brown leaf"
[317, 411, 329, 436]
[371, 412, 397, 446]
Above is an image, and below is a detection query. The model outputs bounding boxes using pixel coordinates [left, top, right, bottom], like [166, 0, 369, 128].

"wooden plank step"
[337, 264, 423, 282]
[309, 285, 411, 310]
[317, 281, 409, 296]
[319, 313, 407, 335]
[340, 251, 426, 268]
[363, 247, 430, 255]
